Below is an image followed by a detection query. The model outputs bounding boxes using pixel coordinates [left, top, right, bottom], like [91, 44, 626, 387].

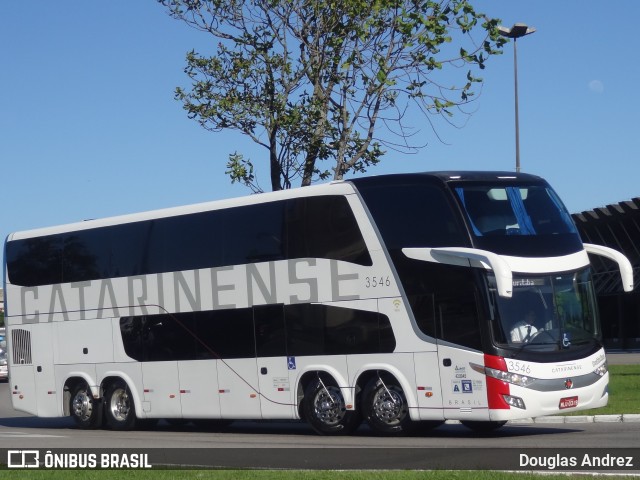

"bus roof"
[349, 171, 545, 188]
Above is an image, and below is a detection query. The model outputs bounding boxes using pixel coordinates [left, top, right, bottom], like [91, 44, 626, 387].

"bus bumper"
[488, 372, 609, 422]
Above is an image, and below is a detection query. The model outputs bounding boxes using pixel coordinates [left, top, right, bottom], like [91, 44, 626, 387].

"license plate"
[559, 396, 579, 409]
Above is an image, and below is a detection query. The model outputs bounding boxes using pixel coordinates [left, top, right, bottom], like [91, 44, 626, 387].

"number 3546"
[365, 276, 391, 288]
[507, 361, 531, 374]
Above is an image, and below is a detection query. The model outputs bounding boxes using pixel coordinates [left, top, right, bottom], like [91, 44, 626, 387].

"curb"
[509, 414, 640, 424]
[446, 414, 640, 425]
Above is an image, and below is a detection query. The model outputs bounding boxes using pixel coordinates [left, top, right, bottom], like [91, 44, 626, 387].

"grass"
[562, 364, 640, 415]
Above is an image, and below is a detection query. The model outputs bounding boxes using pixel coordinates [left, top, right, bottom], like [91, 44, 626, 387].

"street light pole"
[498, 23, 536, 173]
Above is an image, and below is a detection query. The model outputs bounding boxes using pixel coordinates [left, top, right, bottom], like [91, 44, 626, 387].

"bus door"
[9, 323, 58, 417]
[214, 308, 262, 419]
[254, 305, 295, 419]
[435, 295, 490, 420]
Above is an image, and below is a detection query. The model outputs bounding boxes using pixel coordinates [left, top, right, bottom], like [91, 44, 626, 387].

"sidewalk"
[446, 415, 640, 425]
[509, 414, 640, 425]
[605, 351, 640, 365]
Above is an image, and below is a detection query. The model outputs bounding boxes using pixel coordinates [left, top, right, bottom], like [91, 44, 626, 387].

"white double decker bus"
[3, 172, 633, 435]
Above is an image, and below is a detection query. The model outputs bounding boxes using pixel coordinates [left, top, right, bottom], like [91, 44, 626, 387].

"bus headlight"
[484, 366, 537, 388]
[503, 395, 526, 409]
[593, 363, 608, 377]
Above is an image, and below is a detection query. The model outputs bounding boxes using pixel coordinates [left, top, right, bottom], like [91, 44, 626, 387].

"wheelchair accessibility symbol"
[287, 356, 296, 370]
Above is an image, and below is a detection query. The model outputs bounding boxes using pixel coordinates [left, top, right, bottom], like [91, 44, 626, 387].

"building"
[572, 198, 640, 350]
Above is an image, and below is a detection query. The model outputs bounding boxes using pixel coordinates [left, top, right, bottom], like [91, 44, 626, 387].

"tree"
[160, 0, 506, 192]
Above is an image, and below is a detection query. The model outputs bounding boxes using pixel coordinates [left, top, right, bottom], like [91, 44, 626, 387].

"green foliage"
[160, 0, 506, 191]
[225, 152, 259, 192]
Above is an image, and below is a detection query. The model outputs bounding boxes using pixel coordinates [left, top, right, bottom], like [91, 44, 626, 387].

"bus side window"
[7, 236, 63, 287]
[196, 309, 255, 359]
[285, 196, 372, 266]
[223, 203, 286, 265]
[254, 304, 286, 358]
[436, 293, 483, 351]
[284, 304, 395, 356]
[408, 294, 437, 339]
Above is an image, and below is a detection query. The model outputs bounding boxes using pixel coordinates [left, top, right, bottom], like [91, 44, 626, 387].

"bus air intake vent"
[11, 329, 33, 365]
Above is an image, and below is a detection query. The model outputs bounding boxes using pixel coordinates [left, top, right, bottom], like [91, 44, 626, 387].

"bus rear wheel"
[104, 380, 137, 430]
[363, 377, 414, 436]
[70, 382, 102, 429]
[303, 378, 360, 435]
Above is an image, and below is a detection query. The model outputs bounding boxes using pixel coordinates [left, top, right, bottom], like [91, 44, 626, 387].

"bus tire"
[460, 420, 506, 433]
[363, 376, 414, 436]
[104, 379, 137, 430]
[69, 382, 103, 429]
[303, 378, 360, 435]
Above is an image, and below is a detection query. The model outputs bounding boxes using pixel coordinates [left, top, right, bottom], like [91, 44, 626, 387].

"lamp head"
[498, 23, 536, 39]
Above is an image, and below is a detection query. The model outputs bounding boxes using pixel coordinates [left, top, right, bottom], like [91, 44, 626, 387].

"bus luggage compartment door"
[178, 360, 221, 419]
[216, 358, 262, 419]
[10, 323, 58, 417]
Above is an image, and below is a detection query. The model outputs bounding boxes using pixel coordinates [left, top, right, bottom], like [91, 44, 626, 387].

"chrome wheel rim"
[72, 389, 93, 421]
[109, 387, 130, 422]
[313, 386, 346, 426]
[372, 387, 406, 425]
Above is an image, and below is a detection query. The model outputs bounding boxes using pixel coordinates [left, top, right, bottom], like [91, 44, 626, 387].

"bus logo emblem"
[7, 450, 40, 468]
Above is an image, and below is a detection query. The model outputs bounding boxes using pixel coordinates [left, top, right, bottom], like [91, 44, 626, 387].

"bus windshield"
[454, 184, 577, 236]
[489, 269, 601, 351]
[452, 183, 583, 257]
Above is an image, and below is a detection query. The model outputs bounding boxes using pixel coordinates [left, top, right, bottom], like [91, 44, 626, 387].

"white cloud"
[588, 80, 604, 94]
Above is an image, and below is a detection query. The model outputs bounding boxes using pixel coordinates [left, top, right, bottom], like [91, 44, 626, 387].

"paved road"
[0, 413, 639, 470]
[1, 381, 639, 470]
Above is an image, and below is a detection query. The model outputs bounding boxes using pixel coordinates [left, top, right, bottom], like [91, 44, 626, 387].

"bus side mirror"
[583, 243, 634, 292]
[402, 247, 513, 298]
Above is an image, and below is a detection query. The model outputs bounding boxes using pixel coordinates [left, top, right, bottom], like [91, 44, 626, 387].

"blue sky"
[2, 1, 639, 265]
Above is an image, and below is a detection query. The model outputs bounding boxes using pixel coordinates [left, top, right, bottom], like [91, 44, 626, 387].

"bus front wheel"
[303, 378, 360, 435]
[104, 380, 137, 430]
[363, 377, 414, 436]
[70, 382, 102, 429]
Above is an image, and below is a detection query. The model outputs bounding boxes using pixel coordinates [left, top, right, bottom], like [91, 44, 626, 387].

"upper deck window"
[356, 181, 469, 250]
[6, 195, 371, 287]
